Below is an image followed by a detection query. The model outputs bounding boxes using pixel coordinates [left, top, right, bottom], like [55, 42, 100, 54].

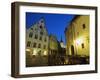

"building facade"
[65, 15, 90, 58]
[48, 35, 66, 65]
[26, 18, 49, 66]
[48, 35, 59, 65]
[49, 35, 59, 55]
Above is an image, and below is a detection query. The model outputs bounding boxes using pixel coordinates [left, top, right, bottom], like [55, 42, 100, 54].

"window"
[39, 36, 42, 40]
[27, 41, 31, 47]
[38, 44, 41, 48]
[81, 43, 84, 48]
[82, 24, 86, 29]
[35, 28, 37, 31]
[31, 28, 33, 30]
[44, 37, 47, 42]
[40, 31, 43, 35]
[33, 43, 36, 48]
[29, 32, 33, 38]
[44, 45, 46, 49]
[41, 20, 44, 23]
[35, 34, 38, 39]
[40, 25, 42, 29]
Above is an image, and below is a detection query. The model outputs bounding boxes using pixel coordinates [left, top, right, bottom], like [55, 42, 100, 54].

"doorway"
[71, 45, 74, 55]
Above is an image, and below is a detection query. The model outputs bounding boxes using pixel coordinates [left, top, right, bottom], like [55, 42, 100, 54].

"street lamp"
[75, 37, 83, 45]
[26, 49, 31, 52]
[33, 49, 37, 55]
[43, 51, 47, 55]
[74, 37, 84, 55]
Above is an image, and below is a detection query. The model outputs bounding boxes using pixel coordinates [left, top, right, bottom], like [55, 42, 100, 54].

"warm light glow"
[75, 37, 83, 45]
[33, 49, 37, 55]
[26, 49, 30, 52]
[44, 51, 47, 55]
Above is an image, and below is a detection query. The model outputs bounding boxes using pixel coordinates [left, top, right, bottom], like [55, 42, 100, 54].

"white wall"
[0, 0, 100, 80]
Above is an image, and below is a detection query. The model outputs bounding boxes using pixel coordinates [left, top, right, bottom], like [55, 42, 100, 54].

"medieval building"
[26, 18, 49, 66]
[26, 17, 67, 66]
[65, 15, 89, 64]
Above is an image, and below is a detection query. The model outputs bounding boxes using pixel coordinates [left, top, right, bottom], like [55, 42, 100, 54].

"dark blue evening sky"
[26, 12, 75, 44]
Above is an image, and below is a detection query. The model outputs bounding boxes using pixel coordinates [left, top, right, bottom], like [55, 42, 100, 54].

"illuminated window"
[27, 41, 31, 47]
[33, 43, 36, 48]
[83, 24, 86, 29]
[81, 43, 84, 48]
[29, 32, 33, 38]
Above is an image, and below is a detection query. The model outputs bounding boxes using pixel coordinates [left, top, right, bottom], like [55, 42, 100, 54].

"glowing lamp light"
[33, 49, 37, 55]
[75, 38, 83, 45]
[26, 49, 30, 52]
[44, 51, 47, 55]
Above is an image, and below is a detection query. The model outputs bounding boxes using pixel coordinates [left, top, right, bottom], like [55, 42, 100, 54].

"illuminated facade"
[26, 18, 49, 57]
[48, 35, 59, 65]
[65, 15, 90, 57]
[49, 35, 59, 54]
[48, 35, 66, 65]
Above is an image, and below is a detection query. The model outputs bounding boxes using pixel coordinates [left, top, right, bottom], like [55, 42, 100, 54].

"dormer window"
[41, 20, 44, 23]
[31, 28, 33, 30]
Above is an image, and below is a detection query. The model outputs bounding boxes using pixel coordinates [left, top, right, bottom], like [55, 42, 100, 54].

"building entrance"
[71, 45, 74, 55]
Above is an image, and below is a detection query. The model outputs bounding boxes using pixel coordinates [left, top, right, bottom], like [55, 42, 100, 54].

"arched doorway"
[71, 45, 74, 55]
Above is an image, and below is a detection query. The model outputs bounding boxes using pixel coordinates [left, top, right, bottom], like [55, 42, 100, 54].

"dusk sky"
[26, 12, 75, 44]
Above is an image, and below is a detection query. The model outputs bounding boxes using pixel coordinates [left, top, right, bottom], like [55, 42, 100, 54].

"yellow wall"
[49, 35, 58, 51]
[65, 15, 90, 57]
